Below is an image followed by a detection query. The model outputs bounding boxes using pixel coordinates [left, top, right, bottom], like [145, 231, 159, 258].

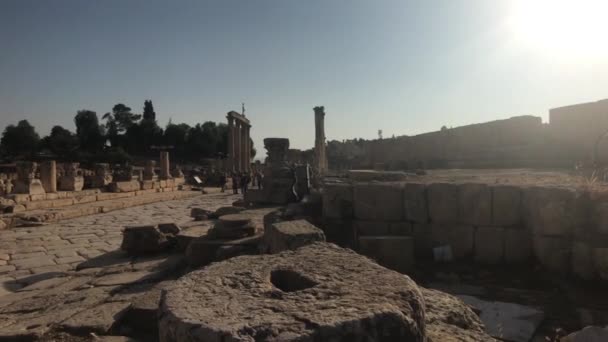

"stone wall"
[329, 101, 608, 170]
[322, 181, 608, 281]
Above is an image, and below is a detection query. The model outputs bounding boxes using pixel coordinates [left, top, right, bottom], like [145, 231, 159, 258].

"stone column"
[160, 151, 171, 179]
[314, 106, 328, 174]
[40, 160, 57, 193]
[241, 124, 249, 172]
[235, 121, 242, 172]
[143, 160, 155, 181]
[227, 116, 235, 172]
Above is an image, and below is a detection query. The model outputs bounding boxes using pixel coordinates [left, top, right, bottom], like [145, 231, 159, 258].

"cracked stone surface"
[0, 191, 240, 281]
[159, 242, 428, 342]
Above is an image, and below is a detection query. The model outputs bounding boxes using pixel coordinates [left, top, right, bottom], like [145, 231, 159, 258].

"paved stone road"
[0, 190, 240, 283]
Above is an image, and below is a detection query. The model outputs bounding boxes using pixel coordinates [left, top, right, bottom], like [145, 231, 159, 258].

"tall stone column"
[235, 121, 242, 172]
[314, 106, 328, 174]
[160, 151, 171, 179]
[241, 124, 249, 172]
[246, 125, 251, 172]
[143, 160, 155, 181]
[227, 116, 235, 172]
[40, 160, 57, 193]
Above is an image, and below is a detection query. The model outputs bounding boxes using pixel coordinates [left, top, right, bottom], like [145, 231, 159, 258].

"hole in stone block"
[270, 269, 317, 292]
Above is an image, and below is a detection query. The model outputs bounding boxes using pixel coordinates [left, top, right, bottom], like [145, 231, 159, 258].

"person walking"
[232, 173, 239, 194]
[240, 173, 249, 195]
[256, 171, 263, 189]
[219, 173, 227, 193]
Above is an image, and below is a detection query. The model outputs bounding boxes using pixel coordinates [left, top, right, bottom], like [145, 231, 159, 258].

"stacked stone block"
[322, 179, 608, 281]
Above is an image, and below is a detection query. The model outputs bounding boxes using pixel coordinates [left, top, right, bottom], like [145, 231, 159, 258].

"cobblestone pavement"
[0, 190, 240, 283]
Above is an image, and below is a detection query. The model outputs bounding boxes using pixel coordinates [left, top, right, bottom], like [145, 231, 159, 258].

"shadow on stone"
[270, 269, 317, 292]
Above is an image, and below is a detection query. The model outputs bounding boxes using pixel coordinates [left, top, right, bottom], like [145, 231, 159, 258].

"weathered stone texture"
[572, 241, 595, 279]
[353, 183, 403, 221]
[322, 183, 353, 219]
[431, 224, 474, 259]
[354, 220, 390, 236]
[504, 228, 533, 263]
[263, 220, 326, 254]
[594, 247, 608, 281]
[358, 236, 414, 273]
[403, 183, 428, 223]
[121, 225, 169, 255]
[492, 185, 522, 226]
[523, 187, 582, 236]
[160, 242, 427, 342]
[427, 183, 459, 223]
[533, 235, 572, 274]
[109, 180, 141, 193]
[474, 226, 504, 264]
[458, 183, 492, 226]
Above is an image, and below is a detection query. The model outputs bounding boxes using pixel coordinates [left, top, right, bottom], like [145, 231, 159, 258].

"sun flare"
[508, 0, 608, 58]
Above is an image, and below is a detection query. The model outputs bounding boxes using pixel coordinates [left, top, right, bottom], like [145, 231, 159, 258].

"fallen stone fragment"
[161, 242, 427, 342]
[262, 219, 326, 254]
[121, 225, 169, 255]
[212, 206, 244, 218]
[189, 207, 212, 220]
[158, 222, 181, 235]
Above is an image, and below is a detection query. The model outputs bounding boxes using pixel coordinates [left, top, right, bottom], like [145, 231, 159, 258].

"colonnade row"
[226, 111, 251, 173]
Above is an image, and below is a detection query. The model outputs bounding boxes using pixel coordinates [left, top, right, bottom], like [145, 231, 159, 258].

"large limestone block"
[321, 218, 355, 248]
[458, 183, 492, 226]
[421, 288, 494, 341]
[109, 180, 141, 193]
[593, 202, 608, 234]
[504, 228, 532, 263]
[121, 225, 170, 255]
[474, 227, 505, 264]
[263, 219, 326, 254]
[354, 220, 390, 236]
[533, 235, 572, 274]
[358, 236, 414, 273]
[160, 243, 427, 342]
[413, 223, 433, 258]
[523, 187, 582, 236]
[593, 247, 608, 281]
[322, 183, 353, 219]
[431, 224, 475, 259]
[492, 185, 522, 226]
[572, 241, 595, 279]
[427, 183, 459, 223]
[403, 183, 429, 223]
[353, 183, 404, 221]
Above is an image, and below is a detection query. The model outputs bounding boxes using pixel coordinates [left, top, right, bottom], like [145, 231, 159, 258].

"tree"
[0, 120, 40, 158]
[142, 100, 156, 121]
[74, 110, 105, 153]
[102, 103, 141, 147]
[40, 125, 79, 158]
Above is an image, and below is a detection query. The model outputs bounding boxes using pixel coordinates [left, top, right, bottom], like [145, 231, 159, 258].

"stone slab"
[427, 183, 459, 223]
[358, 236, 414, 273]
[353, 183, 403, 221]
[403, 183, 428, 223]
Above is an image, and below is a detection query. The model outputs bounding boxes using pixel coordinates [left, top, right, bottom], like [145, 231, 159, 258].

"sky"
[1, 0, 608, 151]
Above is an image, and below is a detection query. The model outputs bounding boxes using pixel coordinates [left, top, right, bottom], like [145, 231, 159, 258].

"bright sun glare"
[508, 0, 608, 59]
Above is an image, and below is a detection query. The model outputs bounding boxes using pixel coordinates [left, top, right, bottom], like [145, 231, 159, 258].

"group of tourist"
[219, 171, 263, 195]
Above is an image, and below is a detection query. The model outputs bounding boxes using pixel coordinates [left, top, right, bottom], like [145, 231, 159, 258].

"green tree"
[74, 110, 105, 153]
[0, 120, 40, 159]
[142, 100, 156, 121]
[102, 103, 141, 147]
[40, 125, 79, 158]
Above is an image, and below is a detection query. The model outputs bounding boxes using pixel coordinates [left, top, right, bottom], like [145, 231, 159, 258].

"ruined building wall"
[362, 115, 552, 169]
[322, 181, 608, 281]
[549, 99, 608, 163]
[333, 100, 608, 170]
